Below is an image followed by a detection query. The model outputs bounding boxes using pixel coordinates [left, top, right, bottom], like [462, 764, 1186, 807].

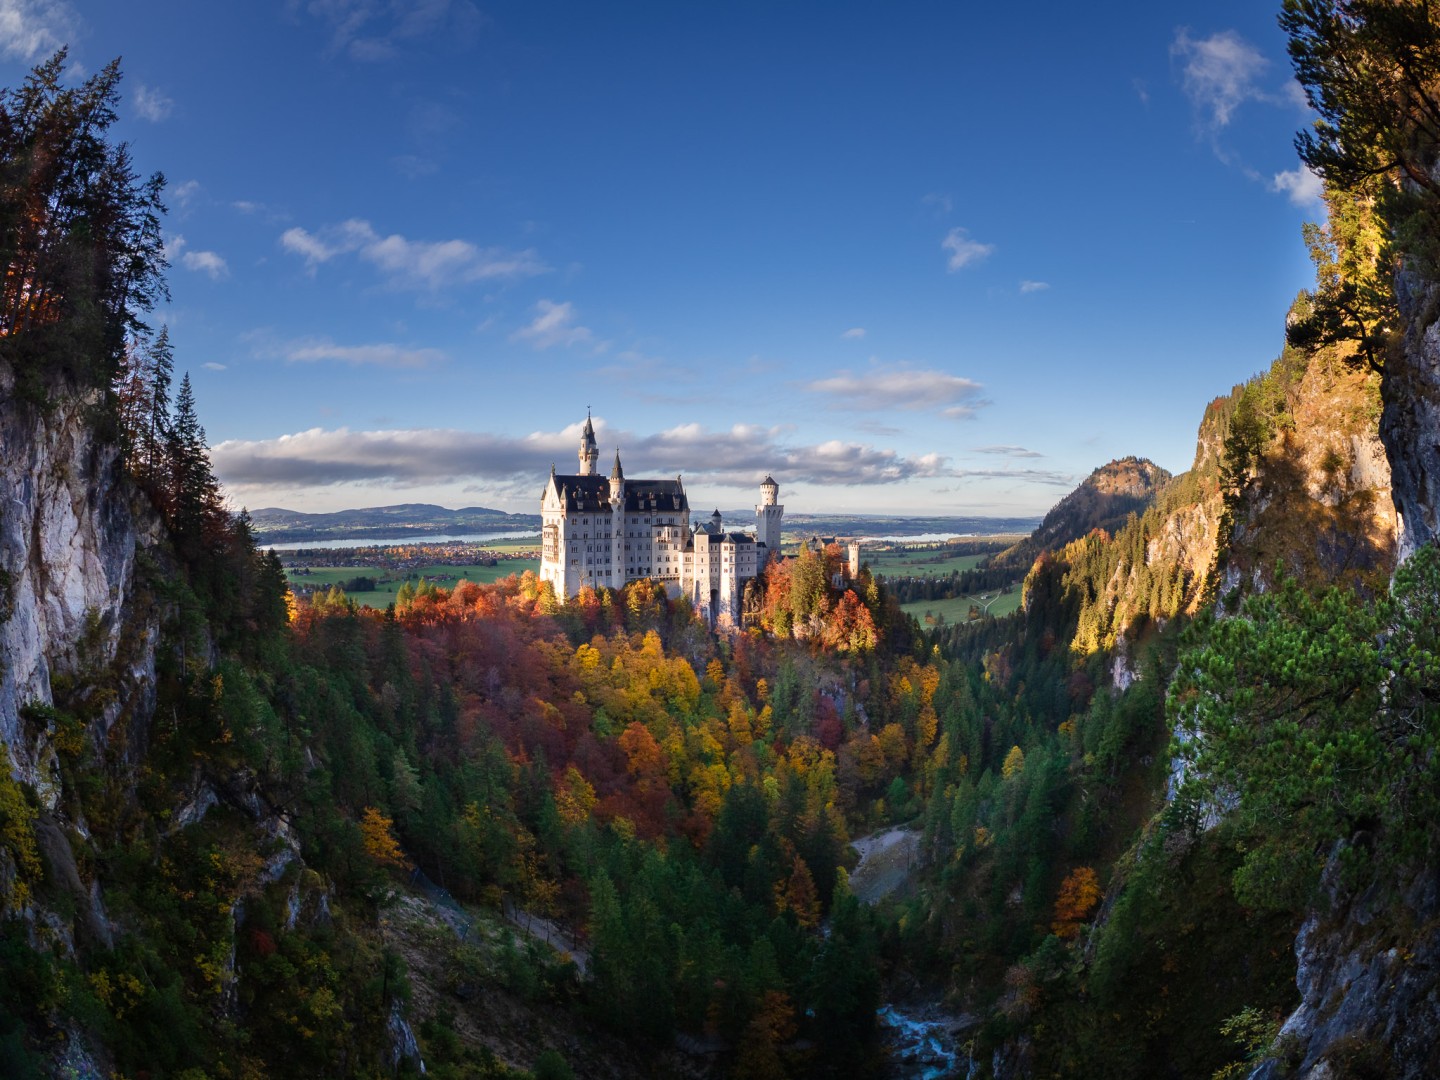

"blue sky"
[3, 1, 1325, 518]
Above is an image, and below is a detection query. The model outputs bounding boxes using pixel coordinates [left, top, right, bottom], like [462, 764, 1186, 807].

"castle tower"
[609, 449, 624, 582]
[609, 448, 624, 502]
[579, 411, 599, 476]
[756, 475, 783, 558]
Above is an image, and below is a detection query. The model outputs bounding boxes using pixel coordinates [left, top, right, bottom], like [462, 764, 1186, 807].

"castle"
[539, 413, 783, 624]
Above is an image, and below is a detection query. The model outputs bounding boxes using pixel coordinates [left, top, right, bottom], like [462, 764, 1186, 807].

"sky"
[1, 1, 1328, 519]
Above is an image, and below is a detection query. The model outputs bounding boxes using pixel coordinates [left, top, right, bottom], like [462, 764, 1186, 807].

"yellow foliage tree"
[360, 807, 406, 868]
[1002, 744, 1026, 779]
[0, 749, 41, 906]
[555, 765, 598, 827]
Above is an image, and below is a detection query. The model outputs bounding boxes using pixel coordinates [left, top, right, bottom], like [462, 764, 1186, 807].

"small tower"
[578, 411, 600, 476]
[609, 449, 624, 504]
[756, 476, 783, 558]
[709, 508, 723, 534]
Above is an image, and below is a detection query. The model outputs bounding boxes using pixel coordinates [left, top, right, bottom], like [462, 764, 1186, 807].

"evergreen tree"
[0, 51, 167, 392]
[165, 372, 222, 561]
[143, 325, 174, 483]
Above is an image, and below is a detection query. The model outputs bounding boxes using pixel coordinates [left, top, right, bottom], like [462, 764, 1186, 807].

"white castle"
[539, 413, 783, 624]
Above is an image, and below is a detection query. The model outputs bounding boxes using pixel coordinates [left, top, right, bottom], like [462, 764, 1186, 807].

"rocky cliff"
[0, 361, 161, 799]
[1223, 350, 1395, 597]
[1385, 267, 1440, 561]
[1249, 847, 1440, 1080]
[1029, 341, 1396, 671]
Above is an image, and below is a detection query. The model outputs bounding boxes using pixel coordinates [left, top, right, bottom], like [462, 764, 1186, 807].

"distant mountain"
[249, 503, 541, 543]
[992, 457, 1172, 573]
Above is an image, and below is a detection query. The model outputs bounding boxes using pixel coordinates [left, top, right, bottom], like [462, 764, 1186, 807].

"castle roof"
[549, 474, 689, 514]
[622, 478, 688, 513]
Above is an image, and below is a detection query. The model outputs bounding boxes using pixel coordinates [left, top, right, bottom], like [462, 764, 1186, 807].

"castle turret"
[579, 411, 599, 475]
[609, 449, 624, 503]
[756, 476, 783, 559]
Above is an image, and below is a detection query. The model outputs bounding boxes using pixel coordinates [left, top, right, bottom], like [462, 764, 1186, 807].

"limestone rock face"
[1247, 849, 1440, 1080]
[0, 361, 158, 791]
[1386, 267, 1440, 561]
[1224, 353, 1396, 596]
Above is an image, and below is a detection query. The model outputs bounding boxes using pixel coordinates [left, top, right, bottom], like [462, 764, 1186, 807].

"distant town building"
[539, 412, 784, 625]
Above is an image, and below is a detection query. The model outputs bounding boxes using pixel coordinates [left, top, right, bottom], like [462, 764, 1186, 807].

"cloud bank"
[212, 420, 954, 497]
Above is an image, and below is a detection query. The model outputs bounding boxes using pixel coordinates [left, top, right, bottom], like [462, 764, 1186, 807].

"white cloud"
[172, 180, 201, 208]
[510, 299, 593, 350]
[1172, 28, 1268, 131]
[181, 249, 228, 279]
[279, 226, 342, 264]
[1019, 280, 1050, 293]
[284, 337, 446, 368]
[0, 0, 76, 61]
[807, 365, 987, 419]
[169, 236, 227, 279]
[203, 362, 227, 371]
[840, 327, 866, 340]
[280, 218, 546, 289]
[942, 227, 995, 271]
[133, 84, 174, 122]
[1271, 164, 1325, 208]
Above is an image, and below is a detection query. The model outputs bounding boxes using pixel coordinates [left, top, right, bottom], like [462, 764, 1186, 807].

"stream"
[878, 1003, 969, 1078]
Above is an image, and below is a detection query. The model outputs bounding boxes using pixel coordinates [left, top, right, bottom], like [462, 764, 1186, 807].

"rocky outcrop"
[0, 360, 160, 793]
[1386, 267, 1440, 562]
[1225, 355, 1396, 594]
[1248, 846, 1440, 1080]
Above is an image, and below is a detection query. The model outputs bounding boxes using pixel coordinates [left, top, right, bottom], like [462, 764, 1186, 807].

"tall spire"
[611, 448, 624, 481]
[578, 408, 599, 475]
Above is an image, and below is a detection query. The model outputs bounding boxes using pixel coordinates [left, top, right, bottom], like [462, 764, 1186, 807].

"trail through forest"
[849, 827, 921, 905]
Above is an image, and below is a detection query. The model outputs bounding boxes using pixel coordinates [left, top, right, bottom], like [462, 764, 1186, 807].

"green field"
[288, 561, 539, 608]
[902, 588, 1022, 625]
[866, 550, 990, 576]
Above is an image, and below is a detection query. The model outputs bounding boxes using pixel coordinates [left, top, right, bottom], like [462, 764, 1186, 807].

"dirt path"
[503, 900, 590, 976]
[849, 826, 921, 905]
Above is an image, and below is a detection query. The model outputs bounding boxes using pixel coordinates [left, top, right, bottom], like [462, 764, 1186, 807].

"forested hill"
[990, 457, 1171, 575]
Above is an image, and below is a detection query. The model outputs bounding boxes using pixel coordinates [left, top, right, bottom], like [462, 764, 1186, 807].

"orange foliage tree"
[1051, 866, 1102, 939]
